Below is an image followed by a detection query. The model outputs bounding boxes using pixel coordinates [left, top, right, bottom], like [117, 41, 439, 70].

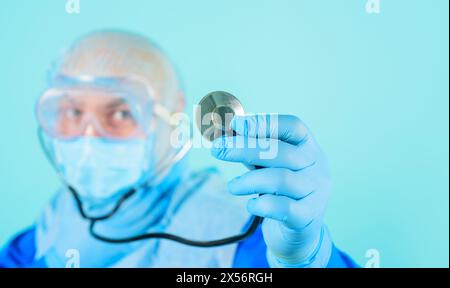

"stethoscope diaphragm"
[196, 91, 245, 142]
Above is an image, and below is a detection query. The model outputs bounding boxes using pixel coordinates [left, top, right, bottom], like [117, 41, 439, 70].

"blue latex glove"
[211, 115, 333, 268]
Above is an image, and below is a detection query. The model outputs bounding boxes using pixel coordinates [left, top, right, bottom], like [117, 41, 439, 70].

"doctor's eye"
[64, 107, 83, 119]
[111, 109, 134, 122]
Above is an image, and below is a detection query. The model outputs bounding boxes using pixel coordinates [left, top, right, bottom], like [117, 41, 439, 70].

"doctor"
[0, 30, 357, 268]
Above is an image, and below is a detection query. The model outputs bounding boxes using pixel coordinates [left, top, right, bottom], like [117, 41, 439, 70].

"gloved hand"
[211, 115, 333, 268]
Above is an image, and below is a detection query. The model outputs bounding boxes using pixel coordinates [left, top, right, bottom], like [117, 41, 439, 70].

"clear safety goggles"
[36, 75, 172, 140]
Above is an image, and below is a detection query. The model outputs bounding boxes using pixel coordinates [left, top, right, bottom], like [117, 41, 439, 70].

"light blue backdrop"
[0, 0, 448, 267]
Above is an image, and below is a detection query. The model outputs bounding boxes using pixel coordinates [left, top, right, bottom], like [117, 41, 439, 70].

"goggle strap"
[153, 103, 173, 123]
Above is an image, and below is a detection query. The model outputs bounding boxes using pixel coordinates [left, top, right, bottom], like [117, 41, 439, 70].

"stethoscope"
[39, 91, 263, 247]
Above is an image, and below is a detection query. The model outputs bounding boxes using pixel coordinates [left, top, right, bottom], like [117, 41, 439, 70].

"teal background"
[0, 0, 448, 267]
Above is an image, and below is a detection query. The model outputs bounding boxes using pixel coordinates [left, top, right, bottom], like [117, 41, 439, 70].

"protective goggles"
[36, 75, 171, 140]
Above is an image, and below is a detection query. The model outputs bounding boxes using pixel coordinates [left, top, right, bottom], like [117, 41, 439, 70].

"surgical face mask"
[51, 136, 154, 203]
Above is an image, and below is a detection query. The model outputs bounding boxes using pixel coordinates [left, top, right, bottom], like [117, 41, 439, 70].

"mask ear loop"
[145, 103, 193, 186]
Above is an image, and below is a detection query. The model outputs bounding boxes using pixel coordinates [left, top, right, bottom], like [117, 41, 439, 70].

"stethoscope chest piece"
[196, 91, 245, 142]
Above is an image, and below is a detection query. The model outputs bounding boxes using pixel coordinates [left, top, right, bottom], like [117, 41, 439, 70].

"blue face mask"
[51, 137, 154, 203]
